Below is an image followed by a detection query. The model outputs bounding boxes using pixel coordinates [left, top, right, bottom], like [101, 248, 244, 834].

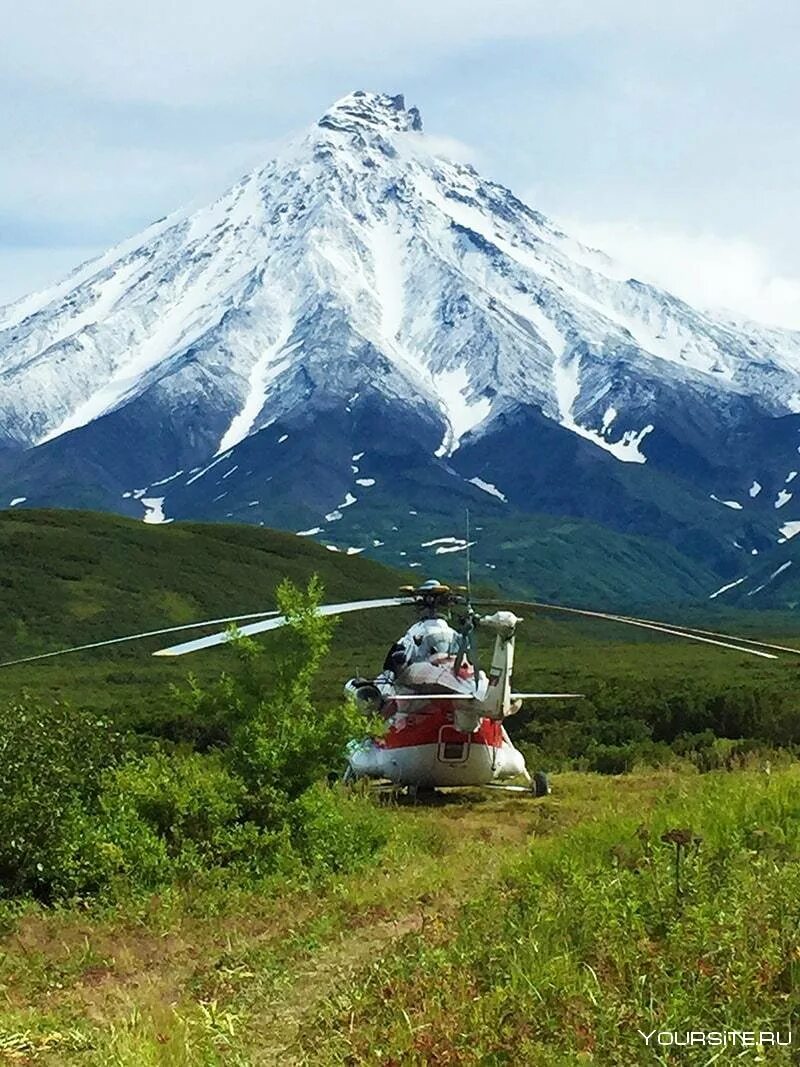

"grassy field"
[1, 767, 798, 1064]
[3, 509, 800, 1064]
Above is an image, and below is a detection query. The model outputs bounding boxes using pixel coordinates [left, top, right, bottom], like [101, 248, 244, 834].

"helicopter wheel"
[531, 772, 551, 797]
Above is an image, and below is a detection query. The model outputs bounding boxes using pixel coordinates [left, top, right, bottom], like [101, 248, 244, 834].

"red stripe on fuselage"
[381, 700, 502, 750]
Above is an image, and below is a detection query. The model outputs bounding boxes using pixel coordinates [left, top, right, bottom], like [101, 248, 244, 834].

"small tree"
[229, 576, 369, 806]
[175, 576, 371, 824]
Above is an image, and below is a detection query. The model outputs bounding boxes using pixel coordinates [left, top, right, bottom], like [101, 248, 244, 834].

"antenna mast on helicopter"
[465, 508, 472, 606]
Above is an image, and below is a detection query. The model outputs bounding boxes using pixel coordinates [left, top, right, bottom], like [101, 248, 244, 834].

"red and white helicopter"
[340, 580, 577, 796]
[5, 575, 798, 798]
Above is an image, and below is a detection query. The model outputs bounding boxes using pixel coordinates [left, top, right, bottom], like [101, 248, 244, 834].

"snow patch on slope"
[217, 337, 302, 454]
[551, 332, 652, 462]
[709, 576, 746, 599]
[711, 495, 743, 510]
[469, 477, 507, 502]
[141, 497, 172, 524]
[433, 366, 491, 456]
[748, 561, 792, 597]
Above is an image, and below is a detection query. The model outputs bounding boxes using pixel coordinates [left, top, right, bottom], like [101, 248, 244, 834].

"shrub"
[104, 751, 244, 850]
[585, 743, 632, 775]
[0, 697, 120, 899]
[99, 751, 246, 871]
[0, 578, 390, 901]
[174, 577, 376, 825]
[62, 801, 170, 896]
[227, 577, 371, 804]
[290, 784, 390, 877]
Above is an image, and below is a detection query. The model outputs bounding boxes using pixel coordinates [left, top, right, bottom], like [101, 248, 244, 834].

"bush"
[175, 577, 377, 824]
[290, 784, 390, 878]
[0, 697, 120, 899]
[228, 578, 373, 804]
[584, 743, 632, 775]
[99, 751, 246, 872]
[0, 578, 390, 902]
[104, 751, 244, 852]
[512, 673, 800, 773]
[94, 750, 298, 888]
[62, 800, 171, 897]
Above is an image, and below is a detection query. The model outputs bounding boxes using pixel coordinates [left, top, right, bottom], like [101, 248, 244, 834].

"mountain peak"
[5, 90, 800, 608]
[318, 91, 423, 135]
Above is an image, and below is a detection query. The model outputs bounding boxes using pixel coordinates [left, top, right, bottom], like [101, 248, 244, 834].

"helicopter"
[339, 580, 580, 796]
[4, 573, 800, 798]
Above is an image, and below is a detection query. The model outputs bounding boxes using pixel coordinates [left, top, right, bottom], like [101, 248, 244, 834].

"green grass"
[2, 768, 797, 1064]
[0, 508, 402, 653]
[0, 508, 406, 728]
[3, 511, 800, 1063]
[303, 768, 800, 1065]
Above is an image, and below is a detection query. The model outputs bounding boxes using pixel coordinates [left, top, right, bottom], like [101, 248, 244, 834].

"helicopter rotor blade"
[388, 691, 584, 703]
[390, 693, 476, 702]
[153, 597, 415, 657]
[611, 611, 800, 658]
[511, 693, 585, 699]
[0, 611, 282, 669]
[480, 600, 781, 660]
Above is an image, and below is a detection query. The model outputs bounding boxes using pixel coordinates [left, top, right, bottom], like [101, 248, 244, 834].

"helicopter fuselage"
[346, 700, 528, 787]
[345, 611, 532, 789]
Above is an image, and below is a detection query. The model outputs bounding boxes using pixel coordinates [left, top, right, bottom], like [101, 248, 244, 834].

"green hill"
[0, 509, 417, 729]
[328, 502, 723, 609]
[0, 508, 405, 654]
[3, 509, 800, 759]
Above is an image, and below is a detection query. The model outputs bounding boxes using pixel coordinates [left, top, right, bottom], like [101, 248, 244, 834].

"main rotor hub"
[398, 578, 468, 619]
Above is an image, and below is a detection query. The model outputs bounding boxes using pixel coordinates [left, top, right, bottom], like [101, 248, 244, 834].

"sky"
[2, 0, 799, 326]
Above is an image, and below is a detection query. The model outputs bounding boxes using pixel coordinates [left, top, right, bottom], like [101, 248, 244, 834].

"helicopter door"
[437, 725, 471, 764]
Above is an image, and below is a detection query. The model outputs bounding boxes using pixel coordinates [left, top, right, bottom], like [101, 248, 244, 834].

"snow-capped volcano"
[3, 91, 800, 603]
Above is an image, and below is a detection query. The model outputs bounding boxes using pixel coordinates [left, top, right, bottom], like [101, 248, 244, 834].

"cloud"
[564, 218, 800, 331]
[405, 132, 481, 166]
[1, 0, 795, 313]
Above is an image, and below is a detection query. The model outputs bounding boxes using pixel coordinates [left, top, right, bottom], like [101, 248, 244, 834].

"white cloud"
[1, 0, 795, 315]
[405, 132, 481, 166]
[565, 218, 800, 330]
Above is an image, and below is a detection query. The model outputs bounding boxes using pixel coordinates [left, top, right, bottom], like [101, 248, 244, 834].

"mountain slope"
[3, 92, 800, 601]
[0, 508, 402, 657]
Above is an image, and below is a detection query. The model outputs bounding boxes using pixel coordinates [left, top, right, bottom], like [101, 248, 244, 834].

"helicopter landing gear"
[531, 771, 550, 797]
[406, 783, 438, 803]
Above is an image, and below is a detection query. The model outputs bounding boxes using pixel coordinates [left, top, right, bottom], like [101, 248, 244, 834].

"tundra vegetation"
[0, 578, 386, 903]
[1, 512, 799, 1062]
